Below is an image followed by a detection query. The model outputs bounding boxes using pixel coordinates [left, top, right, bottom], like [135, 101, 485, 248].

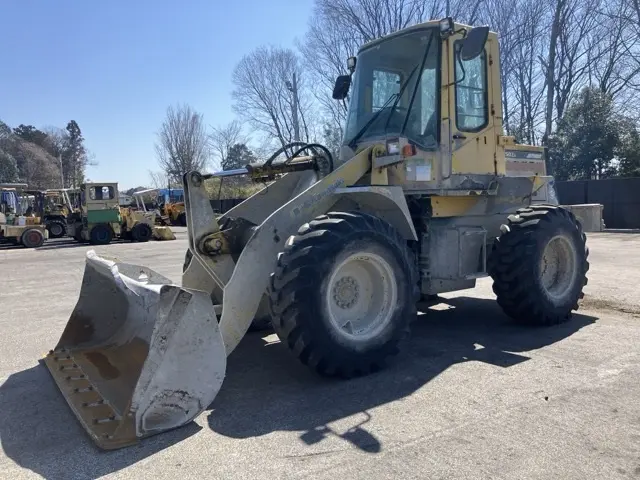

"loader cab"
[334, 18, 503, 192]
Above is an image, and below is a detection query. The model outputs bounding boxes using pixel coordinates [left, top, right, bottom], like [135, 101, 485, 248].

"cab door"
[447, 33, 497, 176]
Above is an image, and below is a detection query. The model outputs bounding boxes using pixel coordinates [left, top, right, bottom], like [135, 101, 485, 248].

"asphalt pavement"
[1, 229, 639, 480]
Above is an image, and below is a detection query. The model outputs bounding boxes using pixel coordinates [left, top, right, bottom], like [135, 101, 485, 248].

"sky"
[0, 0, 314, 189]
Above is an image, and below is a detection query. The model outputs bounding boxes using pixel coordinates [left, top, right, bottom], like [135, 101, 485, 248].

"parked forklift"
[0, 183, 48, 248]
[68, 182, 155, 244]
[21, 188, 75, 239]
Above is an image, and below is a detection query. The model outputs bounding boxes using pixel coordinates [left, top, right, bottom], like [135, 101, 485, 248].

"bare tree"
[232, 46, 316, 149]
[154, 104, 210, 182]
[552, 0, 602, 122]
[299, 0, 487, 133]
[148, 170, 170, 189]
[588, 0, 640, 116]
[509, 0, 548, 144]
[208, 119, 249, 170]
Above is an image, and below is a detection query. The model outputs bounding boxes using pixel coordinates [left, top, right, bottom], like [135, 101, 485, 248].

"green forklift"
[68, 182, 154, 245]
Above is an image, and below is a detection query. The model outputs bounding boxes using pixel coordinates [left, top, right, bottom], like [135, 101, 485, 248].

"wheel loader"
[42, 18, 589, 450]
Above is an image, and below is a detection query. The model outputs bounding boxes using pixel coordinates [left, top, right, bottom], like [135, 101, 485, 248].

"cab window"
[372, 70, 401, 111]
[454, 42, 488, 132]
[89, 186, 115, 200]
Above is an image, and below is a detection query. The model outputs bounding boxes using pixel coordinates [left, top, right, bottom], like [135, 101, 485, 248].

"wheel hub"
[332, 276, 360, 309]
[325, 251, 398, 343]
[540, 234, 577, 301]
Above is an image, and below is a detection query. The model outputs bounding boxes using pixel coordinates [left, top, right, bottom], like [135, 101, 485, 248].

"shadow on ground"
[207, 297, 597, 450]
[0, 239, 120, 251]
[0, 236, 184, 251]
[0, 363, 201, 480]
[0, 296, 596, 479]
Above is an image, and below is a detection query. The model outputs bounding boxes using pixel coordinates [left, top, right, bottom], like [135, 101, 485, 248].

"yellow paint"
[371, 167, 389, 185]
[444, 30, 499, 176]
[153, 226, 176, 241]
[431, 196, 481, 217]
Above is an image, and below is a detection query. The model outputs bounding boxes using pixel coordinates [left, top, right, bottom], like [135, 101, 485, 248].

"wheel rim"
[325, 251, 398, 343]
[97, 229, 108, 241]
[540, 234, 578, 302]
[26, 231, 42, 246]
[50, 223, 63, 236]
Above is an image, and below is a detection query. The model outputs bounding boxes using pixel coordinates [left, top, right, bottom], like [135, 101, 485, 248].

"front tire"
[90, 224, 113, 245]
[131, 223, 153, 242]
[47, 219, 66, 238]
[488, 205, 589, 326]
[269, 211, 419, 378]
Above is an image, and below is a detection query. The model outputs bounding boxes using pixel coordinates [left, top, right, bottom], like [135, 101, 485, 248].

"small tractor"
[43, 18, 589, 450]
[68, 182, 155, 244]
[129, 188, 186, 227]
[0, 183, 49, 248]
[163, 200, 187, 226]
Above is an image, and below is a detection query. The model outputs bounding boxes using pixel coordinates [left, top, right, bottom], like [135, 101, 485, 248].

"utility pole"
[59, 153, 64, 188]
[286, 73, 301, 142]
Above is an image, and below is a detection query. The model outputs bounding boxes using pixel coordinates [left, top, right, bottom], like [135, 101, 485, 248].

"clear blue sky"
[0, 0, 313, 189]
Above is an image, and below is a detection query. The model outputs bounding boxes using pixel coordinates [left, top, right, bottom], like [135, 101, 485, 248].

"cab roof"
[357, 19, 493, 53]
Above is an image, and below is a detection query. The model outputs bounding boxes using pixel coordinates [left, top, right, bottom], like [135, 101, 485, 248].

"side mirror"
[332, 74, 352, 100]
[460, 26, 489, 61]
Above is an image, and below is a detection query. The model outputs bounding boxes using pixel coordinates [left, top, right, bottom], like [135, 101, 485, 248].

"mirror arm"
[445, 53, 467, 88]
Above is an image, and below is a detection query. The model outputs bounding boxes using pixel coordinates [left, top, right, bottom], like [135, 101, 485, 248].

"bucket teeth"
[52, 355, 72, 361]
[59, 364, 79, 371]
[74, 386, 94, 393]
[43, 350, 131, 449]
[43, 250, 228, 450]
[93, 416, 117, 425]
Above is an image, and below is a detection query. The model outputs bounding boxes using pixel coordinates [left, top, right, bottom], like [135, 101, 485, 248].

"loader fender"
[332, 185, 418, 241]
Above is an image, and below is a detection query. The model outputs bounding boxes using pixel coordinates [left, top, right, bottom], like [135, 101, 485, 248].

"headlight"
[387, 140, 400, 155]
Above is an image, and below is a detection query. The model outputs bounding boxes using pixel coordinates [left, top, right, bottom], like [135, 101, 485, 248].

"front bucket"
[152, 226, 176, 240]
[43, 250, 226, 450]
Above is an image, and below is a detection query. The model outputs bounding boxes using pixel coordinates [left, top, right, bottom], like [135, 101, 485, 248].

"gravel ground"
[1, 228, 639, 480]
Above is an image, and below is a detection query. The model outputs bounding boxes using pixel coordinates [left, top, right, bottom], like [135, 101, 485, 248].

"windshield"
[343, 27, 439, 149]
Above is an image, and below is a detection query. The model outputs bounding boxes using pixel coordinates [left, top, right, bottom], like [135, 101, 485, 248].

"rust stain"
[62, 313, 96, 344]
[85, 351, 121, 380]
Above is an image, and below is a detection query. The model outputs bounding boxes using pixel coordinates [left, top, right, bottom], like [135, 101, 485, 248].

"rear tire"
[21, 228, 45, 248]
[488, 205, 589, 326]
[90, 224, 113, 245]
[269, 211, 419, 378]
[47, 219, 66, 238]
[131, 223, 153, 242]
